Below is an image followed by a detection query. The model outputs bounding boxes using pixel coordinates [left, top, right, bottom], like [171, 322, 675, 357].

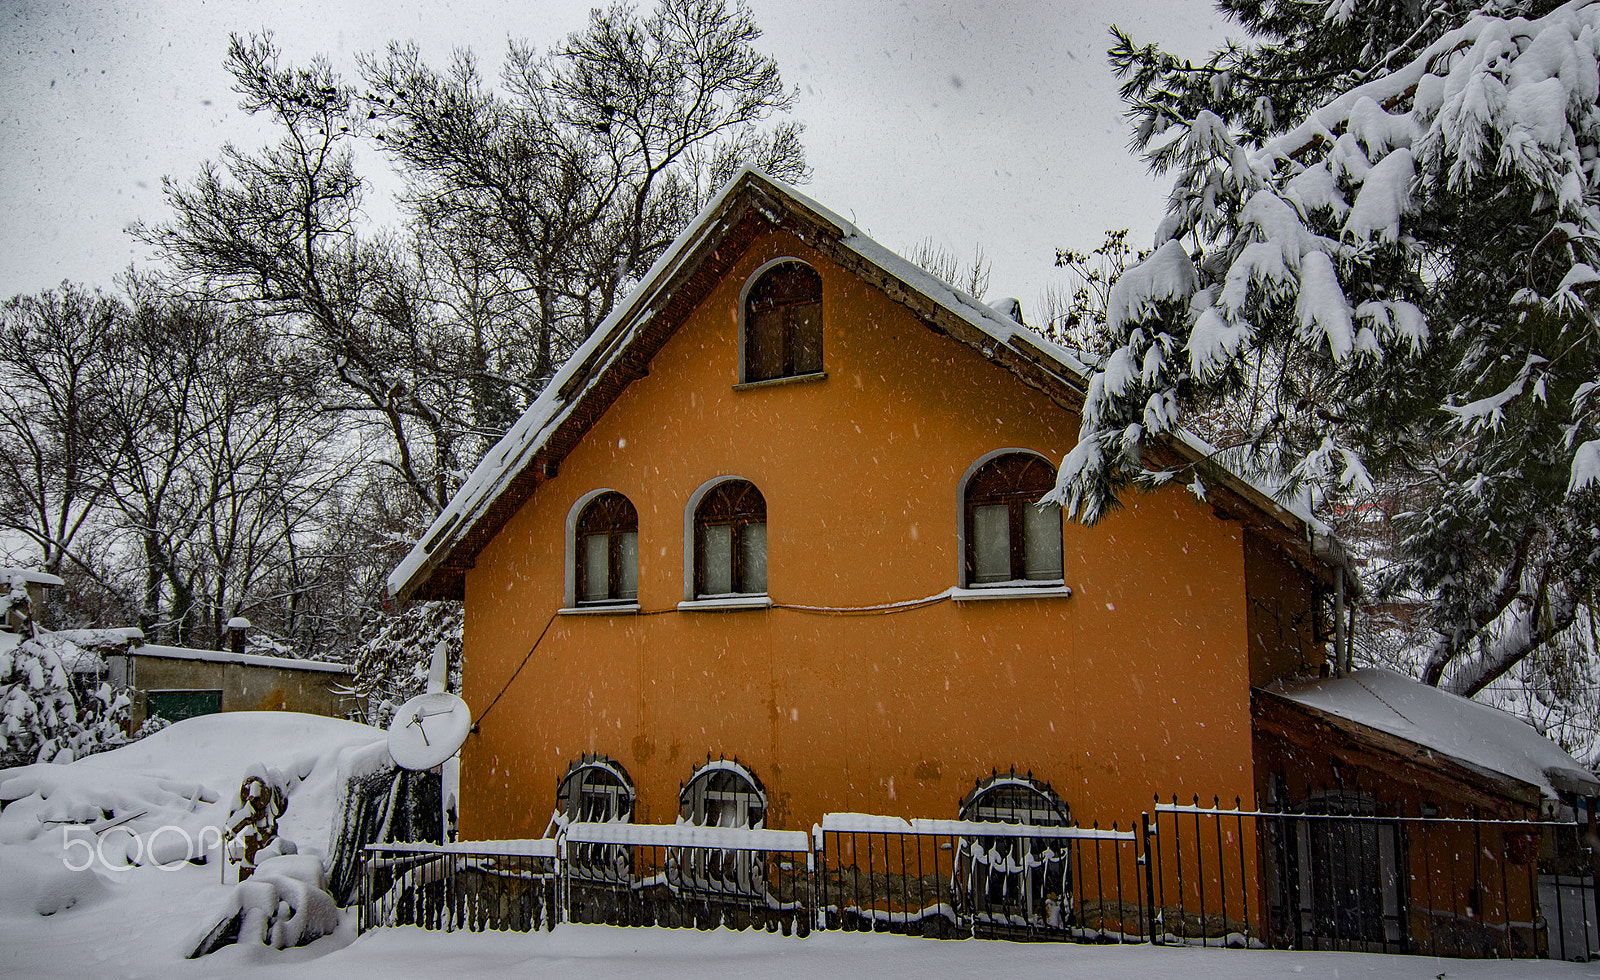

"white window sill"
[733, 371, 826, 391]
[950, 585, 1072, 602]
[558, 603, 641, 616]
[677, 595, 773, 612]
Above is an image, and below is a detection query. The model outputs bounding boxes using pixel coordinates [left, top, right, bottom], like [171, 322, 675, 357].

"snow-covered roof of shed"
[1, 566, 65, 588]
[388, 168, 1335, 601]
[1267, 668, 1598, 800]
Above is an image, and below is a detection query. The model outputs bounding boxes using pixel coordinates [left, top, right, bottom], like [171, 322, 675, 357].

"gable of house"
[383, 171, 1352, 842]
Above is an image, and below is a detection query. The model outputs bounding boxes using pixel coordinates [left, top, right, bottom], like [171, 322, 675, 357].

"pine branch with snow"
[1073, 1, 1600, 695]
[341, 600, 462, 727]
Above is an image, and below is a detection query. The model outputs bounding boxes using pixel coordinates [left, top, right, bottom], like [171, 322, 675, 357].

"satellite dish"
[387, 692, 472, 770]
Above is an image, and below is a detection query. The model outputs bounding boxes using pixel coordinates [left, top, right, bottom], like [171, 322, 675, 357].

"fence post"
[1142, 811, 1158, 944]
[554, 827, 566, 927]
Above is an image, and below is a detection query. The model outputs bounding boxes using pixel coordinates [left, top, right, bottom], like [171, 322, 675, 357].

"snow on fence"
[814, 811, 1143, 941]
[354, 803, 1600, 962]
[357, 839, 560, 934]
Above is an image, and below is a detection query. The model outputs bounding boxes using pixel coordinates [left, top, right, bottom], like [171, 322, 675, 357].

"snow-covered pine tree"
[342, 600, 462, 727]
[0, 633, 131, 767]
[1058, 1, 1600, 701]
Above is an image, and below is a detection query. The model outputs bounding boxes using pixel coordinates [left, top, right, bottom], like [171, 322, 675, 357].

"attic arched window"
[956, 772, 1073, 929]
[743, 260, 822, 382]
[576, 492, 638, 605]
[962, 452, 1062, 587]
[694, 480, 766, 597]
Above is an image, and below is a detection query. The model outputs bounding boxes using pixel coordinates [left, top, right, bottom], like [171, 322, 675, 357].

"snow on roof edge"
[1, 566, 65, 587]
[132, 643, 351, 674]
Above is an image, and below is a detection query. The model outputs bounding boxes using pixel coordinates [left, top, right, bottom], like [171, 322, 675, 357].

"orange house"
[388, 168, 1347, 838]
[385, 170, 1600, 952]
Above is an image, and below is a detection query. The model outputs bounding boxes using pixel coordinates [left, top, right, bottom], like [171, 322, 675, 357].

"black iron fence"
[559, 821, 813, 934]
[1150, 796, 1600, 961]
[355, 803, 1599, 962]
[815, 813, 1142, 941]
[357, 839, 559, 933]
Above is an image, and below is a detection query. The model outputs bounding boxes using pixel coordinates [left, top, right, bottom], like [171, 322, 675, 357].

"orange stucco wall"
[457, 229, 1260, 839]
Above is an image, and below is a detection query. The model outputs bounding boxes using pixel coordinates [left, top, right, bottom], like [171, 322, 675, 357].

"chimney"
[226, 617, 251, 654]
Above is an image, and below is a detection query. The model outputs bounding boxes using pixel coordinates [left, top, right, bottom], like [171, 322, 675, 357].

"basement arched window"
[556, 756, 635, 884]
[674, 759, 769, 900]
[955, 772, 1073, 930]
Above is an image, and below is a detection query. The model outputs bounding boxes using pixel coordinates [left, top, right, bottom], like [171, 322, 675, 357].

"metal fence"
[355, 803, 1599, 962]
[560, 821, 814, 934]
[815, 813, 1142, 941]
[1150, 797, 1600, 961]
[357, 839, 560, 933]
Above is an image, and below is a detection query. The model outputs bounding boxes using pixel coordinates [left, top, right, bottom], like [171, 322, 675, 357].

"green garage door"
[145, 689, 223, 723]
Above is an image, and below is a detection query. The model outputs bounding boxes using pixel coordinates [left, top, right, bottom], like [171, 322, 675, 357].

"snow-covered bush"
[0, 634, 131, 767]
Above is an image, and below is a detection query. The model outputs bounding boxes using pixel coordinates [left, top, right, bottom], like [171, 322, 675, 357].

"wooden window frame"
[743, 261, 823, 383]
[575, 492, 639, 605]
[963, 452, 1062, 586]
[693, 480, 767, 598]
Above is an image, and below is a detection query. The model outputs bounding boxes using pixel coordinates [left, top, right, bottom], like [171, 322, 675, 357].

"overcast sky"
[0, 1, 1231, 314]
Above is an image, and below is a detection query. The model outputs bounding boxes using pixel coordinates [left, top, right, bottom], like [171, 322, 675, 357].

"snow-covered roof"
[389, 168, 1339, 601]
[0, 566, 64, 588]
[129, 643, 351, 675]
[1266, 668, 1599, 800]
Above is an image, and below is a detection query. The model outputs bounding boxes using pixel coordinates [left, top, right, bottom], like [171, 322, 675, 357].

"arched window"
[674, 760, 769, 900]
[576, 492, 638, 605]
[556, 755, 636, 824]
[956, 772, 1073, 930]
[556, 756, 635, 884]
[963, 452, 1062, 587]
[744, 261, 822, 382]
[694, 480, 767, 597]
[680, 759, 767, 828]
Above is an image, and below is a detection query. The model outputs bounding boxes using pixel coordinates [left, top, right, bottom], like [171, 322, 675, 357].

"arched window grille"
[556, 756, 635, 883]
[673, 759, 768, 900]
[955, 771, 1073, 929]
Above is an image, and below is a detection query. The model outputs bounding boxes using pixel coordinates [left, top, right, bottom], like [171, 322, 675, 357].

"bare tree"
[0, 285, 122, 600]
[362, 0, 808, 370]
[136, 34, 458, 516]
[906, 239, 991, 300]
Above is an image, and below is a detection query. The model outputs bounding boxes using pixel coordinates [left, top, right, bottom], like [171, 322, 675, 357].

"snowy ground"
[3, 712, 1600, 979]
